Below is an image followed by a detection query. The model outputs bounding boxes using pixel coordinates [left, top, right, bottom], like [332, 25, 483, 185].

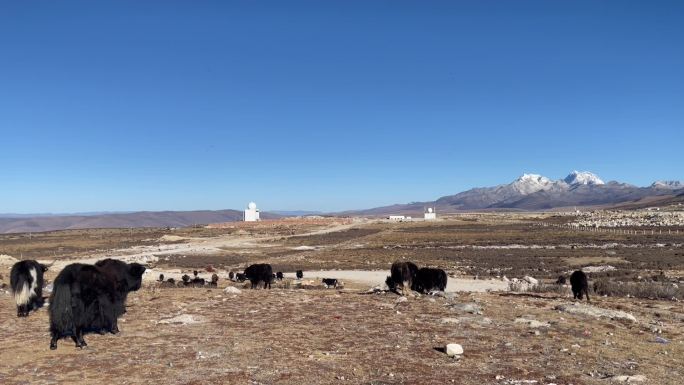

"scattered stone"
[157, 314, 205, 325]
[609, 374, 647, 383]
[441, 317, 461, 324]
[654, 336, 669, 344]
[554, 303, 636, 323]
[396, 296, 408, 304]
[223, 286, 242, 294]
[523, 276, 538, 285]
[514, 318, 550, 328]
[448, 302, 482, 315]
[445, 343, 464, 357]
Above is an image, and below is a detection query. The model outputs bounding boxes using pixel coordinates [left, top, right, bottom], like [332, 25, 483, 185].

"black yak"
[229, 271, 235, 280]
[322, 278, 338, 288]
[181, 274, 191, 286]
[158, 273, 165, 282]
[556, 275, 567, 285]
[94, 258, 146, 329]
[412, 268, 447, 293]
[276, 271, 284, 281]
[190, 270, 205, 286]
[570, 270, 590, 302]
[388, 261, 418, 295]
[296, 270, 304, 279]
[207, 273, 219, 288]
[48, 260, 145, 349]
[10, 260, 48, 317]
[235, 273, 247, 282]
[244, 264, 273, 289]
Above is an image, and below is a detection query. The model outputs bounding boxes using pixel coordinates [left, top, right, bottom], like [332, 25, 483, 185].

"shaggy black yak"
[412, 268, 447, 293]
[48, 260, 145, 350]
[244, 264, 273, 289]
[388, 261, 418, 295]
[570, 270, 590, 302]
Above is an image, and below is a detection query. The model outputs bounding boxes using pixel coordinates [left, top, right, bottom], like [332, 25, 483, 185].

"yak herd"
[8, 258, 592, 350]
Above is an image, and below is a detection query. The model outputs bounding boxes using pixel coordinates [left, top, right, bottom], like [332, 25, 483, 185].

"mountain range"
[348, 171, 684, 215]
[1, 171, 681, 233]
[0, 210, 281, 234]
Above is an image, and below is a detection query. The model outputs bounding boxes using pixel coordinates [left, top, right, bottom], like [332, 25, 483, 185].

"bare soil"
[1, 214, 683, 384]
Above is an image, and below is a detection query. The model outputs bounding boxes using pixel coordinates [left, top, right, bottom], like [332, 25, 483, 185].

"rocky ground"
[1, 214, 683, 384]
[1, 282, 682, 385]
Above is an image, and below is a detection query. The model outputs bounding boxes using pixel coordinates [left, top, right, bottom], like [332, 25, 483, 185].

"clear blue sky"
[1, 1, 682, 213]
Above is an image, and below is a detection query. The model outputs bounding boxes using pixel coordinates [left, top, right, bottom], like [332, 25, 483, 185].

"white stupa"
[244, 202, 260, 222]
[424, 207, 436, 220]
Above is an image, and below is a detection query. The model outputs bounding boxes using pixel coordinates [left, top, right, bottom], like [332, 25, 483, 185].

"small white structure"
[424, 207, 437, 220]
[389, 215, 406, 221]
[244, 202, 260, 222]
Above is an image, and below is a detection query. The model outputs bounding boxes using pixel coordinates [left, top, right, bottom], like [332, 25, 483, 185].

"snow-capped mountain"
[651, 180, 683, 189]
[348, 171, 683, 215]
[563, 171, 605, 186]
[509, 174, 554, 194]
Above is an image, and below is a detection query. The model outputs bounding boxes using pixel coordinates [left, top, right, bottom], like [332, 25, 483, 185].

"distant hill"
[343, 171, 683, 216]
[0, 210, 282, 234]
[269, 210, 324, 216]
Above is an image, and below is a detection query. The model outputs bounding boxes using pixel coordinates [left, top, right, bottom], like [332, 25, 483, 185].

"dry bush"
[592, 278, 683, 300]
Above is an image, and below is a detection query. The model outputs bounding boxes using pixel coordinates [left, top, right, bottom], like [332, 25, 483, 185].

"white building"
[389, 215, 406, 221]
[424, 207, 437, 220]
[244, 202, 260, 222]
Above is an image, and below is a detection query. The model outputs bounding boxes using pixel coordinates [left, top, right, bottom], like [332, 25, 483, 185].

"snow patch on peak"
[510, 173, 554, 195]
[516, 173, 551, 184]
[564, 171, 605, 186]
[651, 180, 683, 189]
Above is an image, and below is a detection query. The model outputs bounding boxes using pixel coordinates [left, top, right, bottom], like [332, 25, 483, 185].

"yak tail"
[13, 279, 31, 306]
[12, 267, 37, 306]
[49, 282, 74, 334]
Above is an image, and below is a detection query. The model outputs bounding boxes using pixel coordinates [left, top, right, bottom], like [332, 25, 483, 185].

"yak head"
[125, 263, 146, 292]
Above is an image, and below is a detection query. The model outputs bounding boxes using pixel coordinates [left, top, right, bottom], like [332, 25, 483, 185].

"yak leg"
[50, 334, 59, 350]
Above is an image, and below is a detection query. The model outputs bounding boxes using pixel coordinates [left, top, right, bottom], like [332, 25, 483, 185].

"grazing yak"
[181, 274, 192, 286]
[570, 270, 590, 302]
[228, 271, 235, 280]
[387, 261, 418, 295]
[412, 268, 447, 293]
[296, 270, 304, 279]
[10, 260, 49, 317]
[322, 278, 338, 288]
[207, 274, 219, 288]
[158, 274, 165, 282]
[556, 275, 567, 285]
[49, 259, 145, 350]
[244, 264, 273, 289]
[276, 271, 284, 281]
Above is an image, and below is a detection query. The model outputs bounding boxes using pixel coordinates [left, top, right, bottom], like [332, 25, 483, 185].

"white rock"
[611, 374, 647, 383]
[440, 317, 461, 324]
[223, 286, 242, 294]
[445, 343, 464, 357]
[554, 303, 636, 323]
[395, 296, 408, 303]
[523, 276, 538, 285]
[514, 318, 550, 328]
[157, 314, 205, 325]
